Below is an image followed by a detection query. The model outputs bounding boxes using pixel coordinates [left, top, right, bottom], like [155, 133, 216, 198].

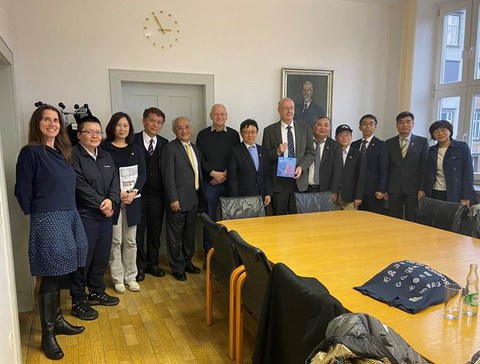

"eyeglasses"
[280, 107, 295, 111]
[80, 130, 103, 136]
[175, 126, 192, 131]
[241, 130, 257, 135]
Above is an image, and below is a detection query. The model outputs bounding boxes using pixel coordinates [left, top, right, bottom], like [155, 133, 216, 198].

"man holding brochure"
[262, 97, 315, 215]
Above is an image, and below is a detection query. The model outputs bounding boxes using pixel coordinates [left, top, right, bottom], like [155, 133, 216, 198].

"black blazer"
[262, 120, 315, 192]
[102, 141, 146, 227]
[315, 137, 342, 194]
[340, 147, 366, 202]
[134, 131, 169, 194]
[351, 136, 388, 195]
[227, 143, 273, 198]
[386, 134, 428, 195]
[161, 139, 202, 212]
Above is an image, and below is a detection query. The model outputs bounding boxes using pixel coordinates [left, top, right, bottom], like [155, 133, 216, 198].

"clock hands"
[153, 13, 172, 33]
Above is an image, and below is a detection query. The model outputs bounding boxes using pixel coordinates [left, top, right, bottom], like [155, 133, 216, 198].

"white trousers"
[110, 207, 138, 284]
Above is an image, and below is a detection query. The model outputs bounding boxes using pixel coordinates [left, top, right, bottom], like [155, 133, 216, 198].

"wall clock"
[143, 10, 180, 49]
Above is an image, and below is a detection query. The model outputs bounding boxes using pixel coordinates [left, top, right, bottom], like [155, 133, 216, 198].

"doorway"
[109, 69, 214, 140]
[0, 35, 25, 362]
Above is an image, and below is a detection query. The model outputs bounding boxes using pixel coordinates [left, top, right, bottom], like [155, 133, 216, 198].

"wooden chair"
[294, 191, 334, 213]
[228, 230, 272, 364]
[219, 195, 266, 220]
[199, 213, 243, 360]
[416, 197, 467, 233]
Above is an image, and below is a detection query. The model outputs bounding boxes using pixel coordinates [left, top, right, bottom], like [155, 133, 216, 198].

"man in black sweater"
[196, 104, 240, 252]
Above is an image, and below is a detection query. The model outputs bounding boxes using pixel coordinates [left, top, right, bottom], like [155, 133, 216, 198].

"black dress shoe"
[145, 265, 165, 277]
[185, 265, 201, 274]
[136, 269, 145, 282]
[172, 272, 187, 281]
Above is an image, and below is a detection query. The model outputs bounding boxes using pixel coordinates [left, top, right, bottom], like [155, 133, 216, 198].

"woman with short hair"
[425, 120, 477, 206]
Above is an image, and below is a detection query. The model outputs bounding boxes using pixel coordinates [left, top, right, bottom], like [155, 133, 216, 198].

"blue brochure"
[277, 157, 296, 178]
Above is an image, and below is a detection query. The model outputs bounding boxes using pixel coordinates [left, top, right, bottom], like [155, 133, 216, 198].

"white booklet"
[119, 165, 140, 198]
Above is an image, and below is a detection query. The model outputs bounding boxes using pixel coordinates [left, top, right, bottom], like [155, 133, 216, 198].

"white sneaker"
[114, 283, 126, 294]
[125, 280, 140, 292]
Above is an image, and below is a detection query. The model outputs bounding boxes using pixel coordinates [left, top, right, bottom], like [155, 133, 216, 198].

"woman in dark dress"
[103, 112, 146, 293]
[425, 120, 477, 206]
[15, 105, 88, 360]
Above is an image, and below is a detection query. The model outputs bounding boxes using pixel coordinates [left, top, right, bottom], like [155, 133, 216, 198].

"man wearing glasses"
[227, 119, 272, 206]
[262, 97, 315, 215]
[162, 117, 202, 281]
[70, 116, 120, 320]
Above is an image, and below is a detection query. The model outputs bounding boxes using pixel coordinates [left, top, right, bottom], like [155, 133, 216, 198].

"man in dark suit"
[386, 111, 428, 221]
[335, 124, 366, 210]
[307, 116, 342, 201]
[162, 117, 202, 281]
[351, 114, 388, 214]
[228, 119, 272, 205]
[294, 81, 325, 127]
[262, 97, 315, 215]
[134, 107, 169, 282]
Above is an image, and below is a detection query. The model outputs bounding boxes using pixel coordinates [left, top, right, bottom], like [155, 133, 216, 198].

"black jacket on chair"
[253, 263, 345, 364]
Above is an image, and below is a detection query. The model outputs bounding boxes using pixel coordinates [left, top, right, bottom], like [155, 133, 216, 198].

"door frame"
[0, 34, 24, 362]
[109, 69, 214, 125]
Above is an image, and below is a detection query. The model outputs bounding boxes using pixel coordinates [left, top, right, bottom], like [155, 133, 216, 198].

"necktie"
[148, 139, 154, 156]
[248, 146, 259, 171]
[185, 144, 199, 190]
[400, 138, 408, 158]
[360, 139, 368, 154]
[302, 103, 308, 119]
[343, 150, 348, 165]
[313, 140, 323, 185]
[287, 125, 295, 158]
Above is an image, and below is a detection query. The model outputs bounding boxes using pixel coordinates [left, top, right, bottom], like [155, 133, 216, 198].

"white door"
[121, 82, 205, 141]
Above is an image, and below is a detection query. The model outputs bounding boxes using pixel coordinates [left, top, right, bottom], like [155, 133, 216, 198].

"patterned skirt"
[29, 209, 88, 276]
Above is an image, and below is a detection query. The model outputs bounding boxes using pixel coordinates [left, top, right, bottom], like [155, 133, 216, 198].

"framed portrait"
[282, 68, 333, 127]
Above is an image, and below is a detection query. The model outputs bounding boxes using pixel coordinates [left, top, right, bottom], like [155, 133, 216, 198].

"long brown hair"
[28, 104, 72, 162]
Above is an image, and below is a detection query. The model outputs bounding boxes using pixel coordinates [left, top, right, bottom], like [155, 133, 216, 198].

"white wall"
[11, 0, 402, 142]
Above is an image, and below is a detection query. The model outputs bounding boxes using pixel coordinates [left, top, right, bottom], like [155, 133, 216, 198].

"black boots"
[53, 292, 85, 335]
[39, 292, 64, 360]
[39, 292, 85, 360]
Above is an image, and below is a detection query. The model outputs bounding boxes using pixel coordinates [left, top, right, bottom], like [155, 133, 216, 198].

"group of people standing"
[14, 97, 477, 360]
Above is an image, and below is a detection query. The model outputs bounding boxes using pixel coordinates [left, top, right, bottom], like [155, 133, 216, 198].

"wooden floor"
[19, 254, 254, 363]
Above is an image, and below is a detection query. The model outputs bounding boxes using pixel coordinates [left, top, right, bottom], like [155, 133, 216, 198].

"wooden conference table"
[221, 210, 480, 364]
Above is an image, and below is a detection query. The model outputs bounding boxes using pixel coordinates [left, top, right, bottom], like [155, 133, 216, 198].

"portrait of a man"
[282, 68, 333, 128]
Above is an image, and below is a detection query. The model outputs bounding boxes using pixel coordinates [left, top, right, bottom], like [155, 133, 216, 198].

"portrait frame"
[282, 68, 333, 127]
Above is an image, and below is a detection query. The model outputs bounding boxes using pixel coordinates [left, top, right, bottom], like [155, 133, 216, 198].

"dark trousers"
[431, 190, 448, 201]
[388, 192, 418, 221]
[272, 179, 298, 215]
[202, 182, 227, 252]
[165, 201, 198, 274]
[70, 217, 113, 299]
[359, 194, 388, 215]
[136, 193, 165, 270]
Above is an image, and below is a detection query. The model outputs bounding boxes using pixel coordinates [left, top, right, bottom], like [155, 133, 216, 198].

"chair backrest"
[219, 195, 266, 220]
[459, 203, 480, 238]
[295, 191, 334, 213]
[416, 197, 467, 233]
[199, 213, 241, 290]
[228, 230, 272, 321]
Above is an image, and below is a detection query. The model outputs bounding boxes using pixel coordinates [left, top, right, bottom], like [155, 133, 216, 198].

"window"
[446, 14, 461, 46]
[434, 0, 480, 177]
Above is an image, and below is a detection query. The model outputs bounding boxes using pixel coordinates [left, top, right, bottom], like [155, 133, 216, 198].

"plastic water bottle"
[463, 264, 479, 317]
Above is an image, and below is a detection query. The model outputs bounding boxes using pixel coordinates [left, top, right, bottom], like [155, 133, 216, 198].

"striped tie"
[148, 139, 154, 156]
[400, 138, 408, 158]
[360, 139, 368, 154]
[185, 144, 199, 190]
[287, 125, 295, 158]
